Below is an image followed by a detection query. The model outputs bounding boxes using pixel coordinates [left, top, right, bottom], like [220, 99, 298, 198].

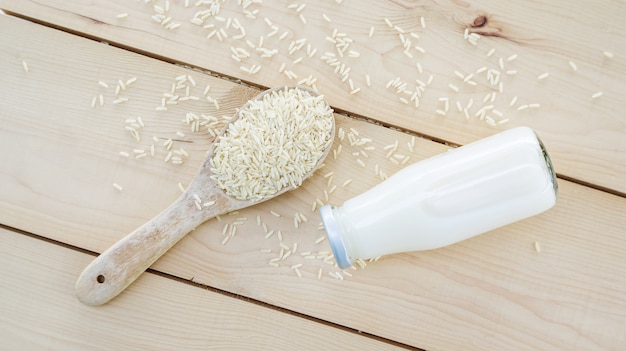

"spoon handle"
[75, 193, 211, 306]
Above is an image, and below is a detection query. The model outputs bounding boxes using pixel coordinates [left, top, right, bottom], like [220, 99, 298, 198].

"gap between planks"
[0, 223, 424, 351]
[4, 9, 624, 200]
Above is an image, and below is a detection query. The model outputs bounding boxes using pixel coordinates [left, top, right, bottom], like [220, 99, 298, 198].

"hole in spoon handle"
[75, 195, 211, 306]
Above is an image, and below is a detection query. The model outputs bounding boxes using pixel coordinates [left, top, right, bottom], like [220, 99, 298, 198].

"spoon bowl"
[76, 85, 335, 306]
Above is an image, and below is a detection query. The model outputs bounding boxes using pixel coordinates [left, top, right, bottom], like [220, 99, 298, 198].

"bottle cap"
[319, 205, 352, 269]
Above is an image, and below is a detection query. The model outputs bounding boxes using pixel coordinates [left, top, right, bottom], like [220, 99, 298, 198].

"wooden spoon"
[76, 86, 335, 306]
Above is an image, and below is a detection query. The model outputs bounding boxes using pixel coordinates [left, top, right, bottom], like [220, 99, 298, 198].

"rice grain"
[591, 91, 604, 99]
[537, 72, 550, 80]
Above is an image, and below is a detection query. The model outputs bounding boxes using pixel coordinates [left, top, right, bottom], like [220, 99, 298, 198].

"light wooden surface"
[0, 227, 405, 351]
[3, 0, 625, 195]
[0, 1, 625, 351]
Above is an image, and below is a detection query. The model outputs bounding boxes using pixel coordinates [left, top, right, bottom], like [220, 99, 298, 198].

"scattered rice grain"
[221, 235, 230, 245]
[356, 258, 367, 268]
[264, 230, 274, 239]
[113, 97, 128, 104]
[456, 100, 463, 112]
[328, 185, 337, 194]
[537, 72, 550, 80]
[299, 213, 308, 222]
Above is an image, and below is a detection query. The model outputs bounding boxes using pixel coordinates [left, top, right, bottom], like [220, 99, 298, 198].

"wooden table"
[1, 1, 625, 350]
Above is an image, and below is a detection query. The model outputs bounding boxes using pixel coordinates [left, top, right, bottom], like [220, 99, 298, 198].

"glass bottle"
[319, 127, 558, 269]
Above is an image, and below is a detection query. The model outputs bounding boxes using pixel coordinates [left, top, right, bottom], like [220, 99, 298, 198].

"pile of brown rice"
[210, 87, 334, 202]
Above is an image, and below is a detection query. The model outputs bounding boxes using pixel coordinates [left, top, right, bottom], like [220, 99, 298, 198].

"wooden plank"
[1, 14, 626, 351]
[0, 227, 408, 351]
[2, 0, 625, 194]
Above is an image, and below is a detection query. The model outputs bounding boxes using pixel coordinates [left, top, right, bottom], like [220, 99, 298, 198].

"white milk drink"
[319, 127, 558, 269]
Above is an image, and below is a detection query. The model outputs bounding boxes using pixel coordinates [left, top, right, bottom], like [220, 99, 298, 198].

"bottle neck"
[319, 205, 353, 269]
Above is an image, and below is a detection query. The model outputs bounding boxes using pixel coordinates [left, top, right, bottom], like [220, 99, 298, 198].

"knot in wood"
[471, 15, 488, 28]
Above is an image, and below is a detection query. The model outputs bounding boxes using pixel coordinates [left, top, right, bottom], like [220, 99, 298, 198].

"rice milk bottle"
[319, 127, 558, 269]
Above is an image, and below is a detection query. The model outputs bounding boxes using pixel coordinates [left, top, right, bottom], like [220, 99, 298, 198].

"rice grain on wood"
[210, 87, 334, 202]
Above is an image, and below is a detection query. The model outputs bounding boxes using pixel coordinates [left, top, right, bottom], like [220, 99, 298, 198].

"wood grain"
[0, 227, 407, 351]
[1, 14, 625, 351]
[2, 0, 625, 194]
